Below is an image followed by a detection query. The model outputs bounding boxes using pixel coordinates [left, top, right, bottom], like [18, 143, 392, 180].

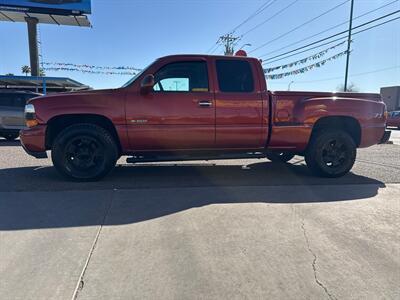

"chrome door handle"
[198, 100, 212, 107]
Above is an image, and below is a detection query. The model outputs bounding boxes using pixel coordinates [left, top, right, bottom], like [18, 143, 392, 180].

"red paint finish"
[19, 125, 46, 152]
[20, 54, 387, 158]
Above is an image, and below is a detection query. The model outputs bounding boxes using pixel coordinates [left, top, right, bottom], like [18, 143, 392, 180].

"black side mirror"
[140, 74, 155, 94]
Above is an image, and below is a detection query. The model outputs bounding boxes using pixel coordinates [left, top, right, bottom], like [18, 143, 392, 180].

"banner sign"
[265, 50, 348, 80]
[263, 41, 347, 74]
[0, 0, 91, 15]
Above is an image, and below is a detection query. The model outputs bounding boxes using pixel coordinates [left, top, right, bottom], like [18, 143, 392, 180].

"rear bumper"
[359, 126, 386, 148]
[378, 130, 391, 144]
[20, 125, 48, 159]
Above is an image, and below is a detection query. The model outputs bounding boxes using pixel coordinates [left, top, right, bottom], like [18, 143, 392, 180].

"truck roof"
[158, 54, 257, 60]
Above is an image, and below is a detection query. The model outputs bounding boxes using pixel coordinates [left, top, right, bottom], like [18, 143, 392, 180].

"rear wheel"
[51, 124, 118, 181]
[305, 130, 356, 177]
[266, 151, 295, 163]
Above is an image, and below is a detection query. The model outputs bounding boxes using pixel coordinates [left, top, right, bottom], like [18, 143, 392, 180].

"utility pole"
[344, 0, 354, 92]
[219, 33, 241, 56]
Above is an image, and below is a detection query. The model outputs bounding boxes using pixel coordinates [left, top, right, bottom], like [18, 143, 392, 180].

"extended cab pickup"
[20, 54, 390, 181]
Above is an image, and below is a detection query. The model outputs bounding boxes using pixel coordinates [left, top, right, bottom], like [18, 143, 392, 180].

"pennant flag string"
[263, 40, 348, 74]
[42, 62, 142, 72]
[265, 50, 348, 80]
[43, 67, 139, 76]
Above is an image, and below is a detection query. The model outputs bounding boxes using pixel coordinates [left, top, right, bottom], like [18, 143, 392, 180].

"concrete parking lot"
[0, 129, 399, 300]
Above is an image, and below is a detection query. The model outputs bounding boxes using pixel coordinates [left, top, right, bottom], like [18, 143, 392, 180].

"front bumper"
[379, 130, 391, 144]
[20, 125, 48, 159]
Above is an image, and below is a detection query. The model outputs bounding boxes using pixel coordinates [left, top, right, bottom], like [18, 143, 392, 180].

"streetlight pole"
[288, 81, 294, 91]
[344, 0, 354, 92]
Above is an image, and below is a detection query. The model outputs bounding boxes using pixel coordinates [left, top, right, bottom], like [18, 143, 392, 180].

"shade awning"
[0, 10, 91, 27]
[0, 75, 90, 91]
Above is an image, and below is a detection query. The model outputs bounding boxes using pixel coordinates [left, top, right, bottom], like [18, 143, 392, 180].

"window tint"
[0, 94, 13, 107]
[14, 95, 27, 107]
[216, 60, 254, 93]
[0, 93, 33, 107]
[153, 61, 208, 92]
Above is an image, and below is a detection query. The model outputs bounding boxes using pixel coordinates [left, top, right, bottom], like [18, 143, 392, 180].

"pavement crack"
[301, 220, 337, 300]
[71, 192, 115, 300]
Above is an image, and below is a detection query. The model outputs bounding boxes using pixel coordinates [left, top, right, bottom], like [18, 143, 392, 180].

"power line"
[230, 0, 277, 34]
[207, 0, 277, 53]
[259, 10, 400, 60]
[291, 66, 400, 83]
[263, 38, 349, 64]
[241, 0, 300, 37]
[263, 40, 347, 71]
[250, 0, 350, 53]
[219, 33, 241, 55]
[259, 2, 400, 59]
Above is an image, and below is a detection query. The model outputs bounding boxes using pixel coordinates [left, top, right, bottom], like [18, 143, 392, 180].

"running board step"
[126, 152, 266, 164]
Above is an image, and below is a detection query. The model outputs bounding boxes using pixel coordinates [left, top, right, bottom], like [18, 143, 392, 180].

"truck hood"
[28, 88, 117, 104]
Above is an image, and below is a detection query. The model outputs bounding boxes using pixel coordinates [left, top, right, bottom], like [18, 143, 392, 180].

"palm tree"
[21, 65, 31, 76]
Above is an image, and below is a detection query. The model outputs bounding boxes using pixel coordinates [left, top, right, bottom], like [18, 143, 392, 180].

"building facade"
[381, 86, 400, 112]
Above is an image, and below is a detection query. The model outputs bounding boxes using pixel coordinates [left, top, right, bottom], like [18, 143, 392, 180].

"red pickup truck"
[20, 54, 390, 181]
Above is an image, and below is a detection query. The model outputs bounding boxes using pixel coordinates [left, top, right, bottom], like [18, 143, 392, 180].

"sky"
[0, 0, 399, 92]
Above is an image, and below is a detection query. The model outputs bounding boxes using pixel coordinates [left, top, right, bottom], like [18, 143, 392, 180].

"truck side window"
[216, 60, 254, 93]
[153, 61, 209, 92]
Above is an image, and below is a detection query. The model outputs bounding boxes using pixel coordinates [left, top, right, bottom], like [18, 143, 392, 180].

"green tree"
[21, 65, 31, 76]
[39, 68, 46, 77]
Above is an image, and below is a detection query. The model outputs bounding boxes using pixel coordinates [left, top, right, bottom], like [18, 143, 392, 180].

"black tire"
[51, 124, 118, 181]
[305, 130, 356, 178]
[4, 133, 19, 141]
[266, 151, 295, 163]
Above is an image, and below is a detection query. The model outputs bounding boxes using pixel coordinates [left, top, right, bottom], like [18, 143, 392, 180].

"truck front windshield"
[121, 61, 154, 88]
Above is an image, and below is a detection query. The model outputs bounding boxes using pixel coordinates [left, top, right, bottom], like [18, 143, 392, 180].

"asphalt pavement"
[0, 129, 399, 299]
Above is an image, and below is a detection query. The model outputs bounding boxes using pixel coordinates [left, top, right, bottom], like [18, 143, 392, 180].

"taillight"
[24, 104, 38, 127]
[384, 110, 388, 121]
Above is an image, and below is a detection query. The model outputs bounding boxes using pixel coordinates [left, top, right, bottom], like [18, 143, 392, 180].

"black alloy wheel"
[305, 130, 356, 177]
[52, 124, 118, 181]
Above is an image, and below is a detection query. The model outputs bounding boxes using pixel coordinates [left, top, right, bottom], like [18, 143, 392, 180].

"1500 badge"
[130, 119, 148, 123]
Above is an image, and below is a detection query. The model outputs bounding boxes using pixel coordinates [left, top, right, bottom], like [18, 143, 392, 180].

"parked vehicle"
[387, 111, 400, 129]
[0, 90, 41, 141]
[20, 54, 390, 181]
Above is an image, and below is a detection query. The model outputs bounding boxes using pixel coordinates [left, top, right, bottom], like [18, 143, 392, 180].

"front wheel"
[51, 124, 118, 181]
[305, 130, 356, 177]
[266, 151, 295, 163]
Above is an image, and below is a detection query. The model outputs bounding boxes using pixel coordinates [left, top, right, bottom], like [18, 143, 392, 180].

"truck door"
[213, 58, 265, 148]
[125, 60, 215, 150]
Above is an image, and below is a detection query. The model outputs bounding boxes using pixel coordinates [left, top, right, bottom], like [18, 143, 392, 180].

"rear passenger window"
[216, 60, 254, 93]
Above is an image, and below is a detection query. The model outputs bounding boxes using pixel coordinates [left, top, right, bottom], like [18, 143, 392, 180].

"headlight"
[24, 104, 38, 127]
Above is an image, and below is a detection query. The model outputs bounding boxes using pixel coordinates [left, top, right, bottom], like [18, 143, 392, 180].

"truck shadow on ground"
[0, 139, 20, 146]
[0, 160, 386, 230]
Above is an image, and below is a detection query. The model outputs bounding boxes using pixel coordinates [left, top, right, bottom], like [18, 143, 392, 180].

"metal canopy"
[0, 10, 91, 27]
[0, 75, 90, 92]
